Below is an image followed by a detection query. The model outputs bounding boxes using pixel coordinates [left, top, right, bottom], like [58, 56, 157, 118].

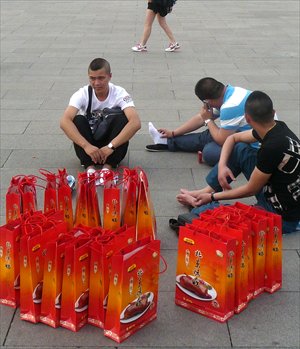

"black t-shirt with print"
[253, 120, 300, 221]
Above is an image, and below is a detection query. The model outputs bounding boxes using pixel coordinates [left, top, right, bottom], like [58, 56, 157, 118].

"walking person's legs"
[132, 9, 156, 52]
[157, 12, 179, 51]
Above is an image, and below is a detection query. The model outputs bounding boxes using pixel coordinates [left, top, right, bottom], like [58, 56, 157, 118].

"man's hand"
[218, 165, 236, 190]
[157, 128, 172, 138]
[200, 104, 213, 121]
[193, 192, 212, 206]
[98, 145, 114, 164]
[83, 144, 103, 164]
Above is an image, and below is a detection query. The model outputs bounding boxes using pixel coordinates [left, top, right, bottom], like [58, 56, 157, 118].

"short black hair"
[245, 91, 274, 123]
[88, 58, 111, 74]
[194, 77, 224, 100]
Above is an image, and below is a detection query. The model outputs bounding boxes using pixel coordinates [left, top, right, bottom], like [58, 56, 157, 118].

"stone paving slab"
[1, 0, 299, 348]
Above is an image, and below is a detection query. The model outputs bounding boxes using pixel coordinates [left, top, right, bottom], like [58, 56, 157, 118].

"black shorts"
[148, 2, 168, 17]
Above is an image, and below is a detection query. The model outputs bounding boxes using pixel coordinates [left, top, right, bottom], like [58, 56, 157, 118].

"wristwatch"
[211, 192, 217, 202]
[108, 142, 116, 151]
[204, 119, 212, 126]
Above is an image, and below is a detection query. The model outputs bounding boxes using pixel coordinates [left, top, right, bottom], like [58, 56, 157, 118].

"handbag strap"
[86, 85, 93, 118]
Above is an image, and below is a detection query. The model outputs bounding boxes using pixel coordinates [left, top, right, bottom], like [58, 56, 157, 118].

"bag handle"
[86, 85, 93, 118]
[159, 253, 168, 274]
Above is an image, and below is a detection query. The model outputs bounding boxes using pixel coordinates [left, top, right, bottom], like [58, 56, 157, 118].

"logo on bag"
[128, 264, 136, 272]
[32, 244, 40, 252]
[183, 237, 195, 245]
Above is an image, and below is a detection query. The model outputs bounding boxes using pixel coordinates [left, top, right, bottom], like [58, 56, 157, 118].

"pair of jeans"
[167, 129, 221, 166]
[73, 114, 128, 168]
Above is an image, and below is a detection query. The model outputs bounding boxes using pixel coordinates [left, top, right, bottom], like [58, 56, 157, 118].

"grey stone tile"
[0, 149, 12, 167]
[281, 250, 300, 292]
[228, 292, 300, 348]
[0, 149, 80, 171]
[0, 305, 16, 344]
[283, 233, 300, 250]
[0, 121, 29, 135]
[1, 135, 71, 150]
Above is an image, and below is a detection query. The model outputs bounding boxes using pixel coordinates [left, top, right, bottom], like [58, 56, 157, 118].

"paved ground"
[0, 1, 299, 348]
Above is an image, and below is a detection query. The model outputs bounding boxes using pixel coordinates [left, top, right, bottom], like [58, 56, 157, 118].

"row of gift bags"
[5, 167, 156, 241]
[0, 209, 161, 342]
[175, 202, 282, 322]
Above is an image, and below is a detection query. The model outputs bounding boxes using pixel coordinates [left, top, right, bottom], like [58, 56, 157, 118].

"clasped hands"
[85, 144, 113, 165]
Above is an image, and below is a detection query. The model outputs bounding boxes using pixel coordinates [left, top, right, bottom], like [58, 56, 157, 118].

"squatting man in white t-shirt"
[60, 58, 141, 178]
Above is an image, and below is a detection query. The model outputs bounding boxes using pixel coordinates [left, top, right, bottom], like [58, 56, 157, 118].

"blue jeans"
[167, 129, 221, 167]
[191, 142, 300, 234]
[205, 142, 266, 204]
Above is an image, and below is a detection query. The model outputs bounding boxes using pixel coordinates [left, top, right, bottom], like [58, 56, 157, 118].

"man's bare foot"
[180, 186, 212, 197]
[176, 193, 197, 207]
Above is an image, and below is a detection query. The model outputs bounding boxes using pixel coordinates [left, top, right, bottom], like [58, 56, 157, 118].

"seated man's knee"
[202, 143, 221, 167]
[73, 114, 87, 128]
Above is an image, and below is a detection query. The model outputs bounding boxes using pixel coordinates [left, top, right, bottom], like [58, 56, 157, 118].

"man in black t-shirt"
[176, 91, 300, 233]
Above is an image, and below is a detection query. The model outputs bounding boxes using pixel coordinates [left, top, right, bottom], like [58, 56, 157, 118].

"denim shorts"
[148, 2, 168, 17]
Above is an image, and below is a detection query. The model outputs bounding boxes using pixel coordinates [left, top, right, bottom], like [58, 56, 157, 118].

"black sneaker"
[145, 144, 169, 152]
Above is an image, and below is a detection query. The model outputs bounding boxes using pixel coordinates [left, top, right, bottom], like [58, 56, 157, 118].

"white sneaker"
[165, 42, 180, 52]
[132, 43, 147, 52]
[87, 168, 97, 184]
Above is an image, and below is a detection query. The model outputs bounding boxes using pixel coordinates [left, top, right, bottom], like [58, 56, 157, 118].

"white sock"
[148, 122, 167, 145]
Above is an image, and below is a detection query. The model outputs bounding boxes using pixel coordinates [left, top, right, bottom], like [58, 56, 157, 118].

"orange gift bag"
[175, 225, 236, 323]
[60, 236, 91, 332]
[136, 169, 156, 240]
[19, 211, 67, 323]
[104, 238, 160, 343]
[75, 172, 101, 228]
[40, 233, 74, 328]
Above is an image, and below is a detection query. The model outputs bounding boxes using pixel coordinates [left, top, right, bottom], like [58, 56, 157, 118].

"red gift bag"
[57, 168, 74, 231]
[121, 167, 138, 227]
[191, 218, 250, 314]
[40, 233, 74, 328]
[136, 170, 156, 241]
[0, 218, 23, 307]
[60, 237, 91, 332]
[200, 206, 255, 301]
[175, 225, 236, 323]
[6, 176, 22, 223]
[19, 175, 37, 214]
[104, 238, 160, 343]
[87, 174, 101, 227]
[234, 202, 282, 293]
[232, 203, 268, 297]
[39, 169, 58, 213]
[88, 225, 136, 328]
[74, 172, 89, 227]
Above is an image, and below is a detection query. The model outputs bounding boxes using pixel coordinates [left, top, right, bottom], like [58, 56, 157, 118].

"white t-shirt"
[69, 82, 135, 132]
